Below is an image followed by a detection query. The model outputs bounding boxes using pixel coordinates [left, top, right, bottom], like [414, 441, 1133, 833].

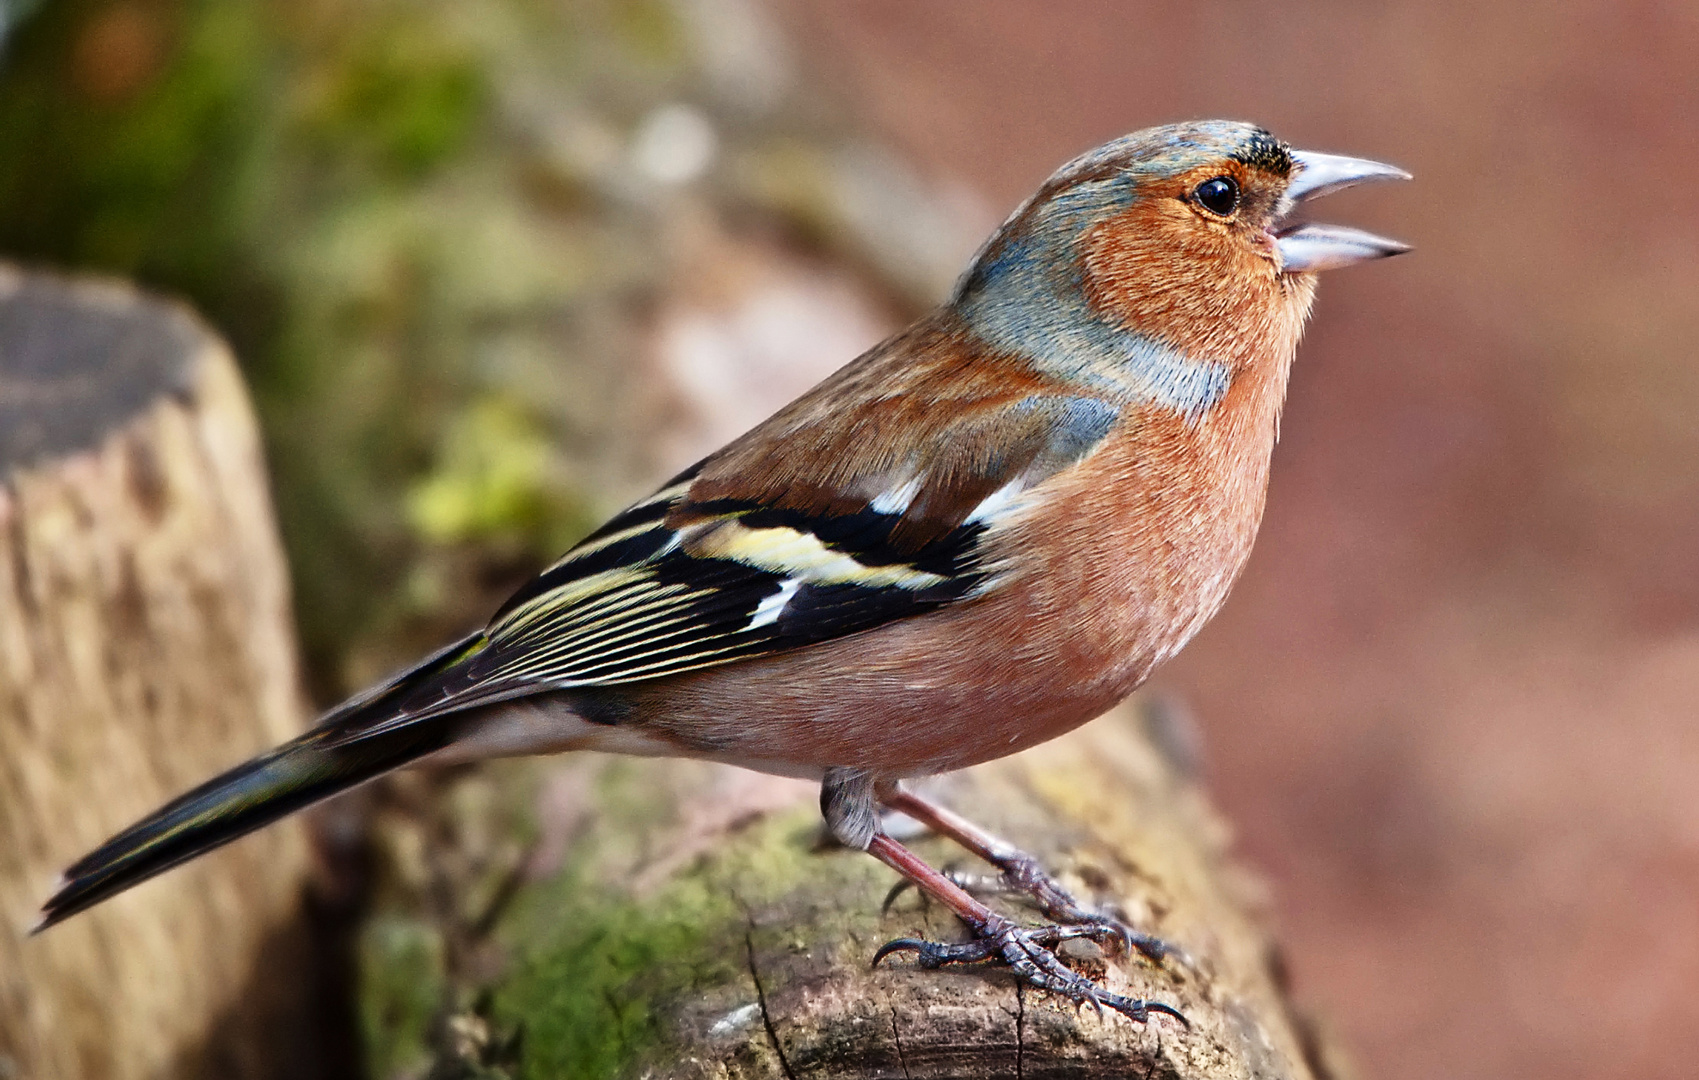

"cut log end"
[0, 266, 201, 472]
[0, 264, 315, 1080]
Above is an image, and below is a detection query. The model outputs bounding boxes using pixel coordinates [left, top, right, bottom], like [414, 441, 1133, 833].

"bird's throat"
[955, 282, 1231, 422]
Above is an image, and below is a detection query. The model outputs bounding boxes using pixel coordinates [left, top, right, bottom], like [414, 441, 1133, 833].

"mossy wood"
[0, 266, 315, 1080]
[371, 705, 1343, 1080]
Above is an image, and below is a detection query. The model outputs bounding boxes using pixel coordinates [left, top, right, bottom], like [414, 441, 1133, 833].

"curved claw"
[874, 934, 998, 969]
[1140, 1001, 1191, 1029]
[1101, 994, 1190, 1028]
[881, 880, 915, 915]
[871, 937, 929, 968]
[1077, 986, 1191, 1028]
[875, 937, 985, 969]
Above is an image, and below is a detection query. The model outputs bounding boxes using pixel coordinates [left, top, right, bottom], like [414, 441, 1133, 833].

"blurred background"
[3, 0, 1697, 1077]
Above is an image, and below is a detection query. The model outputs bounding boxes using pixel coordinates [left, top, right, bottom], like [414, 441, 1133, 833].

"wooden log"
[0, 265, 316, 1080]
[364, 701, 1347, 1079]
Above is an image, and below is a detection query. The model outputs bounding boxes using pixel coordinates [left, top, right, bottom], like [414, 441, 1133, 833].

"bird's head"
[955, 121, 1408, 404]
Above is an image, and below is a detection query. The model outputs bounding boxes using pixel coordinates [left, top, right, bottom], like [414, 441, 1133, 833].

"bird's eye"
[1193, 176, 1239, 216]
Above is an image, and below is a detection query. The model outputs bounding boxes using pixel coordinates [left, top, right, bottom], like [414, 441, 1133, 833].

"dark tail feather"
[32, 718, 454, 932]
[33, 633, 490, 932]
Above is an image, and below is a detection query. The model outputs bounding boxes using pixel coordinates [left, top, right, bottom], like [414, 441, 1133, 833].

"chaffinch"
[36, 121, 1407, 1023]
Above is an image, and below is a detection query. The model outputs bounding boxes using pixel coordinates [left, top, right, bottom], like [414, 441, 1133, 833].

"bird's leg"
[821, 770, 1183, 1025]
[876, 782, 1179, 965]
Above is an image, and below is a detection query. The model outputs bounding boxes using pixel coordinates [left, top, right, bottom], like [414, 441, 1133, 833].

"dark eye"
[1193, 176, 1239, 216]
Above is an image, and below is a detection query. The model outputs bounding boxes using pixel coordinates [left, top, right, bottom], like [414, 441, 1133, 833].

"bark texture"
[367, 701, 1346, 1080]
[0, 265, 315, 1080]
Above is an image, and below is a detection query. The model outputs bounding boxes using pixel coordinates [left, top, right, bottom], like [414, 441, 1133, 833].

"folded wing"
[323, 385, 1122, 747]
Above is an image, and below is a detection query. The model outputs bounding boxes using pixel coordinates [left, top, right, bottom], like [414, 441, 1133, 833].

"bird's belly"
[616, 533, 1252, 777]
[612, 604, 1128, 775]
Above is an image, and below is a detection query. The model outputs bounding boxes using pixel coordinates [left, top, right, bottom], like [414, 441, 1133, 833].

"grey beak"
[1277, 149, 1411, 273]
[1285, 150, 1411, 203]
[1276, 223, 1412, 273]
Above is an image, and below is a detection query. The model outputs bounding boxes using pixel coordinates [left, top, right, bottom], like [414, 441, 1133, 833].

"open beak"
[1275, 150, 1411, 273]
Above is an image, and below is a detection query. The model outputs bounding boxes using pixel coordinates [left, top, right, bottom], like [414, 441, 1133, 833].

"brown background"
[764, 3, 1699, 1079]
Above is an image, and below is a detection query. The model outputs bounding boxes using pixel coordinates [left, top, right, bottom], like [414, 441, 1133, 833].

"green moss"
[359, 915, 450, 1080]
[489, 803, 884, 1079]
[496, 874, 738, 1078]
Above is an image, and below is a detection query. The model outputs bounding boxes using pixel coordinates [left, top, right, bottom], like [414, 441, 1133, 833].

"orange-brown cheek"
[1081, 204, 1286, 365]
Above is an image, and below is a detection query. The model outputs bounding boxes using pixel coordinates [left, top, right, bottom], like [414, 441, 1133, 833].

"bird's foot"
[864, 833, 1185, 1026]
[960, 853, 1185, 967]
[873, 914, 1187, 1026]
[885, 855, 1185, 968]
[874, 785, 1189, 969]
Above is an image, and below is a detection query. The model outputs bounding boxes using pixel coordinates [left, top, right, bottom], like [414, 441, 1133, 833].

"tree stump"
[0, 266, 316, 1080]
[362, 702, 1347, 1080]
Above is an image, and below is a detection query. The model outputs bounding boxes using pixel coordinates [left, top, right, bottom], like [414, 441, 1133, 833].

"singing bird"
[36, 121, 1407, 1022]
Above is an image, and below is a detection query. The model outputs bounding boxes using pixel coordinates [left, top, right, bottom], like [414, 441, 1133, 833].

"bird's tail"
[33, 633, 489, 932]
